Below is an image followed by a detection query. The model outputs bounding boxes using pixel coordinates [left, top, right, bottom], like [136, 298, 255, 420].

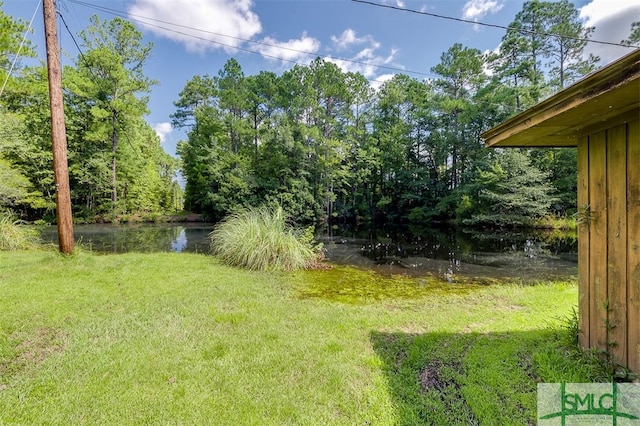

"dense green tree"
[171, 74, 217, 129]
[486, 0, 590, 221]
[115, 118, 177, 213]
[216, 58, 253, 157]
[177, 103, 251, 219]
[252, 118, 316, 222]
[490, 7, 545, 112]
[501, 0, 549, 102]
[543, 0, 599, 90]
[1, 14, 177, 220]
[245, 71, 279, 156]
[338, 71, 375, 220]
[0, 3, 44, 216]
[296, 58, 353, 220]
[427, 44, 489, 221]
[431, 43, 487, 190]
[458, 149, 556, 227]
[0, 158, 29, 208]
[0, 112, 48, 212]
[529, 147, 577, 215]
[173, 2, 604, 227]
[67, 15, 157, 210]
[1, 66, 56, 216]
[369, 74, 413, 220]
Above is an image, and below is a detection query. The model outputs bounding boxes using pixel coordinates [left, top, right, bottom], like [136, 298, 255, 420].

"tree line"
[1, 0, 639, 226]
[177, 0, 634, 226]
[1, 7, 179, 222]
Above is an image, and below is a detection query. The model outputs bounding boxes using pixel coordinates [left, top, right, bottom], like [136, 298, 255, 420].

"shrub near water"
[0, 215, 39, 250]
[210, 206, 320, 271]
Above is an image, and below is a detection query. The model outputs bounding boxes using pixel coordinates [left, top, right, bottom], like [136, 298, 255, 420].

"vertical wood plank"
[607, 123, 627, 367]
[627, 118, 640, 374]
[589, 130, 608, 352]
[577, 136, 590, 350]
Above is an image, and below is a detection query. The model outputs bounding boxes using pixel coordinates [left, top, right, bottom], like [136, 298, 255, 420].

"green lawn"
[0, 250, 604, 425]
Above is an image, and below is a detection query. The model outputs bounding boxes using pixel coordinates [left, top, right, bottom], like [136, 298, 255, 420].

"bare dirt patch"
[419, 359, 464, 394]
[1, 327, 66, 380]
[418, 359, 479, 423]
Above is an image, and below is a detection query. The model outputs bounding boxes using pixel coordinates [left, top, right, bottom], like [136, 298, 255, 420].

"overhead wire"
[350, 0, 640, 49]
[56, 8, 103, 84]
[64, 0, 441, 81]
[56, 2, 143, 157]
[0, 0, 41, 100]
[54, 0, 631, 113]
[62, 0, 640, 90]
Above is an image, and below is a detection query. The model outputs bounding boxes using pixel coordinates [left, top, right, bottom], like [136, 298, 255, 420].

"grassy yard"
[0, 250, 604, 425]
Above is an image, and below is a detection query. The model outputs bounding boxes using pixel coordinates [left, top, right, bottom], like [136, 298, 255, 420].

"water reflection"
[319, 224, 577, 282]
[170, 228, 188, 252]
[41, 223, 214, 254]
[40, 223, 578, 282]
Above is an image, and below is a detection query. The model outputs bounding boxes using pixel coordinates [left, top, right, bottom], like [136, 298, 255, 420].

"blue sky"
[3, 0, 639, 157]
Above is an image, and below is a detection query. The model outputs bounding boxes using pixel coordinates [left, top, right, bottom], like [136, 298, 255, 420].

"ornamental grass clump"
[0, 214, 40, 251]
[210, 206, 322, 271]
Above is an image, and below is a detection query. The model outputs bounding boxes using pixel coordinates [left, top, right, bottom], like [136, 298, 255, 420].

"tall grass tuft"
[0, 214, 40, 250]
[210, 205, 321, 271]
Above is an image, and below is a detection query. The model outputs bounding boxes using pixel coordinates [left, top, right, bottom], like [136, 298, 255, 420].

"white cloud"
[579, 0, 640, 65]
[255, 32, 321, 63]
[331, 29, 379, 51]
[580, 0, 639, 27]
[154, 122, 173, 143]
[370, 73, 395, 91]
[327, 49, 398, 79]
[462, 0, 504, 20]
[127, 0, 262, 53]
[327, 31, 398, 79]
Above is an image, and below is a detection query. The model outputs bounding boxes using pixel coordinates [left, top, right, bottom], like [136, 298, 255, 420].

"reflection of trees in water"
[43, 223, 577, 280]
[44, 224, 214, 253]
[460, 227, 577, 257]
[80, 225, 184, 253]
[321, 224, 577, 281]
[335, 224, 577, 263]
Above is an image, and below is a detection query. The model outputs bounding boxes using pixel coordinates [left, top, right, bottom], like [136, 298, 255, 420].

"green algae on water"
[292, 266, 482, 304]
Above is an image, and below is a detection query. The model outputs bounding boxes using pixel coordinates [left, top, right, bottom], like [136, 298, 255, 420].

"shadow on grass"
[370, 329, 577, 426]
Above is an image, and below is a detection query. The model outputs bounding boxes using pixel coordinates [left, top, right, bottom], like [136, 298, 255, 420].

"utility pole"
[43, 0, 74, 254]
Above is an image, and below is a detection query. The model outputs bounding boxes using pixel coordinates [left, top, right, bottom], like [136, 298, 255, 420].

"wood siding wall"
[577, 117, 640, 374]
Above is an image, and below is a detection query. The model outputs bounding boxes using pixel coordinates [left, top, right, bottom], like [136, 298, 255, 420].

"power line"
[64, 0, 441, 80]
[350, 0, 640, 49]
[56, 6, 145, 159]
[58, 1, 315, 77]
[55, 0, 618, 112]
[51, 2, 568, 131]
[56, 2, 400, 89]
[0, 0, 40, 99]
[56, 9, 101, 83]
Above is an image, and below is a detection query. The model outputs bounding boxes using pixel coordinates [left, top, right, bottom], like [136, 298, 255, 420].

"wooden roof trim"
[482, 49, 640, 148]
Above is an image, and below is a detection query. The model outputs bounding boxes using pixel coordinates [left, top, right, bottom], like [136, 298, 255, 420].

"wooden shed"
[482, 49, 640, 374]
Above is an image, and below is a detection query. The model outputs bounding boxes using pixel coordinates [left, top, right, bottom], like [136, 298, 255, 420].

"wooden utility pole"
[43, 0, 74, 253]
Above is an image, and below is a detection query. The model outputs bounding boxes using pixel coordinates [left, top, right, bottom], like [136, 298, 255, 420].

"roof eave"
[482, 49, 640, 148]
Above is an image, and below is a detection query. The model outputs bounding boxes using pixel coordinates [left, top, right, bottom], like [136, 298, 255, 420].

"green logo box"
[538, 383, 640, 425]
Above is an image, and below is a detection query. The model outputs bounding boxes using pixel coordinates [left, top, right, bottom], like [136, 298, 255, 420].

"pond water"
[321, 225, 577, 283]
[40, 223, 577, 283]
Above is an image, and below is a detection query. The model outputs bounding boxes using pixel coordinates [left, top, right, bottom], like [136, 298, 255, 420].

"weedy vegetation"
[0, 214, 40, 251]
[209, 205, 323, 271]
